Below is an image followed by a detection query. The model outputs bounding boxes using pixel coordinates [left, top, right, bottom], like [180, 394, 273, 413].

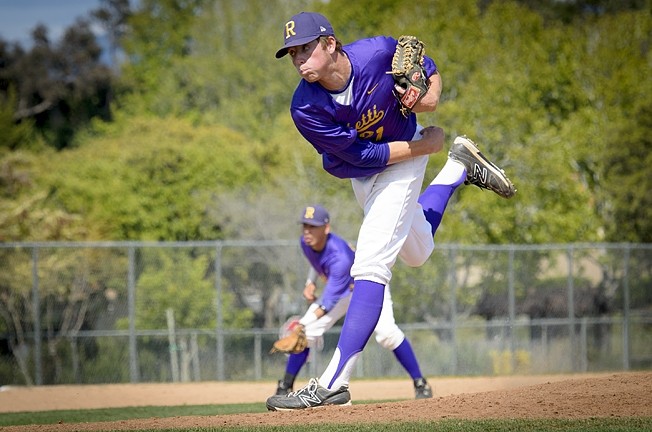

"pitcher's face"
[289, 38, 333, 83]
[302, 223, 328, 251]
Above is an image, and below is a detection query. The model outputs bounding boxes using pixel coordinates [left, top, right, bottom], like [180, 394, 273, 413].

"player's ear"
[325, 36, 337, 54]
[324, 223, 331, 234]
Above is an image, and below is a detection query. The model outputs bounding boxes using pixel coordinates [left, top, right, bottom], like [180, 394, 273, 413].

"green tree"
[0, 87, 39, 151]
[564, 9, 652, 242]
[118, 0, 210, 116]
[601, 102, 652, 242]
[133, 249, 252, 329]
[0, 246, 128, 385]
[118, 0, 309, 142]
[35, 114, 271, 241]
[1, 22, 113, 150]
[0, 150, 86, 241]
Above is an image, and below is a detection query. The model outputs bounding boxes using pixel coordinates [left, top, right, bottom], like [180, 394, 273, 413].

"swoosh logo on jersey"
[367, 83, 379, 95]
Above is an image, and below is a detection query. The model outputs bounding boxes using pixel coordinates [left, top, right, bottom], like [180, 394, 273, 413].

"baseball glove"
[388, 35, 430, 117]
[270, 324, 308, 354]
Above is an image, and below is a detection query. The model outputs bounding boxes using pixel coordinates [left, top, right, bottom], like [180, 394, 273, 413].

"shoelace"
[288, 378, 319, 397]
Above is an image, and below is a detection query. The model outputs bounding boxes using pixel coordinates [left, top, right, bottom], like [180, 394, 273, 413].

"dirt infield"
[1, 371, 650, 431]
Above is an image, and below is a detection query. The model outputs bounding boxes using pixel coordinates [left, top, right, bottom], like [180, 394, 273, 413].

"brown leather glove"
[389, 35, 430, 117]
[269, 325, 308, 354]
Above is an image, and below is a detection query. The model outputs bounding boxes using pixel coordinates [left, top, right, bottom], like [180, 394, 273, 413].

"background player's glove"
[270, 324, 308, 354]
[388, 35, 430, 117]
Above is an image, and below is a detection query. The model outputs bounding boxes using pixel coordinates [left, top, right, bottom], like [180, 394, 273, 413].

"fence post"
[508, 247, 516, 373]
[70, 337, 80, 383]
[128, 245, 139, 382]
[191, 332, 200, 381]
[622, 245, 631, 370]
[580, 317, 588, 372]
[31, 247, 42, 385]
[254, 331, 262, 380]
[166, 308, 179, 382]
[449, 246, 458, 375]
[215, 242, 225, 380]
[566, 246, 576, 371]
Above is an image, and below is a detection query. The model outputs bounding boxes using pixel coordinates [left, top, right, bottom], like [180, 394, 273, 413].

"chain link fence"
[1, 241, 650, 386]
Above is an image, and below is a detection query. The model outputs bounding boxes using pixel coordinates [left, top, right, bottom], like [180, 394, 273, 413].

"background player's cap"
[299, 205, 330, 226]
[275, 12, 334, 59]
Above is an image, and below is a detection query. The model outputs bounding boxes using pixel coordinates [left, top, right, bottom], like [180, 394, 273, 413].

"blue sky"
[0, 0, 104, 46]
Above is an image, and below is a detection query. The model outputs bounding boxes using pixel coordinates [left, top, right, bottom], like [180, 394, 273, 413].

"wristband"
[299, 311, 319, 327]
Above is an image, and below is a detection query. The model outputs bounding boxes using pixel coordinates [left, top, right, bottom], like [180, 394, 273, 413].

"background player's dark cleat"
[266, 378, 351, 411]
[413, 377, 433, 399]
[448, 136, 516, 199]
[275, 379, 292, 396]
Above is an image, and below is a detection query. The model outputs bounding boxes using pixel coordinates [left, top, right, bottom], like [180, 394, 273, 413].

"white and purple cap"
[275, 12, 335, 59]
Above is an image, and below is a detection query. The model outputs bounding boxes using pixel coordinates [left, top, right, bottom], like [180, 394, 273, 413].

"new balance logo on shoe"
[298, 390, 323, 407]
[448, 136, 516, 199]
[473, 163, 488, 186]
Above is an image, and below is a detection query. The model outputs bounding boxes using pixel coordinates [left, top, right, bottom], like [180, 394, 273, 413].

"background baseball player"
[270, 205, 432, 399]
[267, 12, 514, 411]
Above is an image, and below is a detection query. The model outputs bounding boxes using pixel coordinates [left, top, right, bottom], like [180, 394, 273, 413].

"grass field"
[1, 402, 651, 432]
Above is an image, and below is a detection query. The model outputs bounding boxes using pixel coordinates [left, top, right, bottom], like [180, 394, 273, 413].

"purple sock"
[392, 338, 423, 380]
[418, 184, 457, 237]
[285, 349, 310, 376]
[327, 280, 385, 388]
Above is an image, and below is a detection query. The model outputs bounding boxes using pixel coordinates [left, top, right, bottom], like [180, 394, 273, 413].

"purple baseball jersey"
[300, 232, 355, 312]
[290, 36, 438, 179]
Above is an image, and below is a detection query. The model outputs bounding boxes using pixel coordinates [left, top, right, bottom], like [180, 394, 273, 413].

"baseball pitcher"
[268, 12, 514, 411]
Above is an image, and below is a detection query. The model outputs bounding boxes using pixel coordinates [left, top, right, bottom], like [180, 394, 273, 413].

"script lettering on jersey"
[356, 105, 385, 140]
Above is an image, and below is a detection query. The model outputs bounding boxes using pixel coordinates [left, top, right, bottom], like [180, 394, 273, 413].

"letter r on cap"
[285, 21, 296, 39]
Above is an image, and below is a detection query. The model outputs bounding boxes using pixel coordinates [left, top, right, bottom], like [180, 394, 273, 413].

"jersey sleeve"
[291, 104, 390, 167]
[306, 267, 319, 284]
[317, 255, 353, 312]
[331, 139, 390, 167]
[423, 54, 437, 78]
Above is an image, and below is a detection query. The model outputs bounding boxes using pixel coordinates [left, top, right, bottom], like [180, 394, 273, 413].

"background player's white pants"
[302, 287, 405, 350]
[350, 128, 434, 285]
